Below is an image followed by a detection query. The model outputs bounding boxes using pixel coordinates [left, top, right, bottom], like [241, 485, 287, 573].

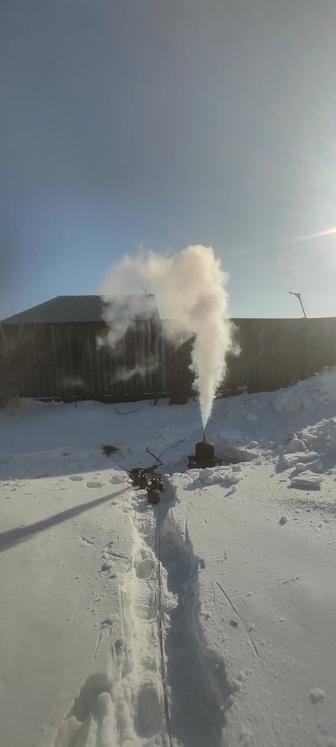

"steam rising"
[102, 245, 235, 428]
[101, 293, 156, 348]
[110, 357, 159, 384]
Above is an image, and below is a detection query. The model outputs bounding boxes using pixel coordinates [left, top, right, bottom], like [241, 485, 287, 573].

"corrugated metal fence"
[1, 317, 336, 401]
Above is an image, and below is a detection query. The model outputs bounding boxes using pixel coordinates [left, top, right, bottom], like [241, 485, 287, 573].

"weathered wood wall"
[1, 317, 336, 401]
[0, 321, 160, 401]
[225, 317, 336, 393]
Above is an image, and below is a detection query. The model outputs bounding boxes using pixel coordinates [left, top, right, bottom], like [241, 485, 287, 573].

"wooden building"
[0, 295, 162, 401]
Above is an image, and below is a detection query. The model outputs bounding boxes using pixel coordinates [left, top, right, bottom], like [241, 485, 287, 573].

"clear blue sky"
[1, 0, 336, 320]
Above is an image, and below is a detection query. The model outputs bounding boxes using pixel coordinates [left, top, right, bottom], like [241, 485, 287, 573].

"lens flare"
[290, 226, 336, 245]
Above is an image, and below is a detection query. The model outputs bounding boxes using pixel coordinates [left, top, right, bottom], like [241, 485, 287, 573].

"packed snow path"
[53, 484, 232, 747]
[55, 488, 172, 747]
[1, 368, 336, 746]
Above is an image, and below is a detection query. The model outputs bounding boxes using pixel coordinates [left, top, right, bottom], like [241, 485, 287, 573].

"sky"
[1, 0, 336, 320]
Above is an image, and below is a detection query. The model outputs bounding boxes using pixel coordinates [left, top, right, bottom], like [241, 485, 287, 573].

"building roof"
[1, 294, 159, 324]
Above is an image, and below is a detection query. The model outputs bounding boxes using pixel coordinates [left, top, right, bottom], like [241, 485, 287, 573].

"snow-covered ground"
[1, 369, 336, 747]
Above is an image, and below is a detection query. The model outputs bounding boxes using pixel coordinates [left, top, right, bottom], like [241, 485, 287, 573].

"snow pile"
[185, 465, 243, 495]
[208, 367, 336, 492]
[272, 367, 336, 414]
[289, 471, 323, 491]
[277, 451, 320, 470]
[300, 417, 336, 467]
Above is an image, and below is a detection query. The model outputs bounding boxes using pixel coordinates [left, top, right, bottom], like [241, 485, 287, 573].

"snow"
[289, 471, 324, 491]
[1, 367, 336, 746]
[169, 463, 336, 746]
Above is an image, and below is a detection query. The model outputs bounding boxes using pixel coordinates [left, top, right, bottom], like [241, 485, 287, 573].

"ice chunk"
[278, 452, 319, 470]
[290, 471, 322, 491]
[309, 687, 325, 703]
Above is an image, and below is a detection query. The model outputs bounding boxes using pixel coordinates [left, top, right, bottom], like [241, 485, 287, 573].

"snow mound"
[199, 467, 241, 488]
[186, 466, 242, 492]
[289, 471, 323, 491]
[278, 451, 319, 471]
[109, 469, 129, 484]
[300, 418, 336, 470]
[278, 417, 336, 484]
[220, 444, 256, 463]
[309, 687, 326, 703]
[272, 367, 336, 414]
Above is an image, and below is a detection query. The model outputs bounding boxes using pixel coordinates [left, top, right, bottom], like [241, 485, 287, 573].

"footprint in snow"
[134, 681, 163, 739]
[80, 536, 95, 546]
[86, 481, 103, 488]
[135, 556, 156, 579]
[68, 475, 84, 482]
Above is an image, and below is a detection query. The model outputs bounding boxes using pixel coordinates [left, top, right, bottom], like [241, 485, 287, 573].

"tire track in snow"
[234, 574, 301, 600]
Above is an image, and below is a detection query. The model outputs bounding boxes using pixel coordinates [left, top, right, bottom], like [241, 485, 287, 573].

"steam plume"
[102, 245, 235, 428]
[110, 357, 159, 384]
[101, 293, 156, 348]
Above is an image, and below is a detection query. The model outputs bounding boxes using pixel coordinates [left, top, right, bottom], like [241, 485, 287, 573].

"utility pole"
[289, 291, 307, 319]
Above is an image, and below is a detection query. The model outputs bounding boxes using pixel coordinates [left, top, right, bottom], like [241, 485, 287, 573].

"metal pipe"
[298, 293, 307, 319]
[289, 291, 308, 319]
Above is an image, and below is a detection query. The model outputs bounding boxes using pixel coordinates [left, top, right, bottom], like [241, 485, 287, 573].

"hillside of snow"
[1, 368, 336, 746]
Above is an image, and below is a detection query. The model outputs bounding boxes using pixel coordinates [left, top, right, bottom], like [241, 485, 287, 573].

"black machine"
[130, 467, 164, 504]
[188, 437, 222, 469]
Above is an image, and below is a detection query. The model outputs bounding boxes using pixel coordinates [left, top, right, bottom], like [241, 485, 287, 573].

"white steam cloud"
[110, 357, 159, 384]
[101, 245, 236, 428]
[101, 293, 157, 348]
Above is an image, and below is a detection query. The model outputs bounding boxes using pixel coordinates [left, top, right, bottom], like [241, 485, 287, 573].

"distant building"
[1, 294, 159, 324]
[3, 297, 335, 403]
[0, 295, 163, 401]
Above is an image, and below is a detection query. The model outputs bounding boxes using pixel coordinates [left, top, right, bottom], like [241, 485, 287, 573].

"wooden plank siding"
[1, 317, 336, 401]
[0, 321, 162, 401]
